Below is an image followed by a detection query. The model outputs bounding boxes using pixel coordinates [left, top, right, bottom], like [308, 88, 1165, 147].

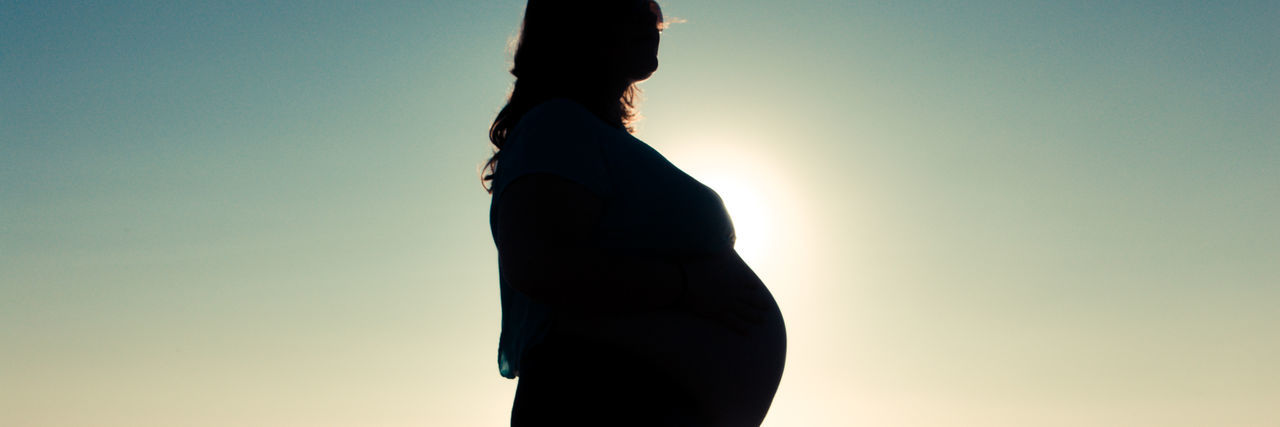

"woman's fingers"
[718, 310, 753, 336]
[721, 293, 768, 334]
[733, 296, 767, 321]
[739, 288, 771, 309]
[690, 294, 761, 336]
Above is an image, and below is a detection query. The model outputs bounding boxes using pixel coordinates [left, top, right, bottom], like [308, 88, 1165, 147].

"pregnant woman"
[484, 1, 786, 425]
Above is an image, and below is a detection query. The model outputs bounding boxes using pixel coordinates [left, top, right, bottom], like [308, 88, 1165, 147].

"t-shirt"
[489, 98, 736, 378]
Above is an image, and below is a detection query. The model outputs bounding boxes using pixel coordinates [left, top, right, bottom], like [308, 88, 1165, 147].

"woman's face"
[613, 0, 664, 82]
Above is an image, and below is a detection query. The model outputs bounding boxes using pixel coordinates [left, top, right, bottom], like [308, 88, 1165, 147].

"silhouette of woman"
[484, 1, 786, 425]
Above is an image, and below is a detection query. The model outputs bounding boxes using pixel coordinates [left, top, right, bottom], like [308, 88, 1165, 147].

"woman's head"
[514, 0, 664, 87]
[483, 0, 666, 193]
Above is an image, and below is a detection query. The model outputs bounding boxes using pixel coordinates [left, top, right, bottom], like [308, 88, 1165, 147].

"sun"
[662, 141, 782, 266]
[696, 172, 774, 263]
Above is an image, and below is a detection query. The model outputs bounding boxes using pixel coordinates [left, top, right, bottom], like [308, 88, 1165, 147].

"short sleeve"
[490, 99, 614, 201]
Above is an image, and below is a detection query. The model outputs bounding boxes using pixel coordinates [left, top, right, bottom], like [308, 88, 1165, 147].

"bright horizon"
[3, 1, 1278, 425]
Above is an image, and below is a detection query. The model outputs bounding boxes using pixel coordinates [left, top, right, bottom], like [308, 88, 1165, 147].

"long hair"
[481, 0, 644, 193]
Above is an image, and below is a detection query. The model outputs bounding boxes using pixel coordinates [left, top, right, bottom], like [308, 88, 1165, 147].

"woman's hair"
[481, 0, 644, 193]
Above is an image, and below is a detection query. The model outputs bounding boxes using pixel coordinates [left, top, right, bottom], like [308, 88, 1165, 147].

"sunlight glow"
[661, 137, 797, 270]
[699, 172, 774, 263]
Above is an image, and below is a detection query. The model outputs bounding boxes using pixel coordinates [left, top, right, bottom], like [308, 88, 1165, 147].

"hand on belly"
[675, 248, 776, 334]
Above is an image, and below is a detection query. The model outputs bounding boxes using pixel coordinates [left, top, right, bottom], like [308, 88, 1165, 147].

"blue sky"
[3, 1, 1277, 425]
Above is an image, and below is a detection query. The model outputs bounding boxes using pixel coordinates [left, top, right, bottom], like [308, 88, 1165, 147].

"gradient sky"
[2, 1, 1277, 426]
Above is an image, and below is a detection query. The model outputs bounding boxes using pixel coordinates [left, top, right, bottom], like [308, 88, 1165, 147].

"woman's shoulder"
[494, 99, 616, 198]
[507, 100, 617, 163]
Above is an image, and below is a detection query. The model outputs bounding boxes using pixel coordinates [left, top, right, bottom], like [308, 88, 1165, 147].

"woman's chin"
[629, 62, 659, 82]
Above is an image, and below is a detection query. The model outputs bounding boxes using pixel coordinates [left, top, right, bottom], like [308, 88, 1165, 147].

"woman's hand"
[676, 249, 773, 335]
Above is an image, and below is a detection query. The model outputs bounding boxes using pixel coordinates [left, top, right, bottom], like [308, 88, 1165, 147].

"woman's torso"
[493, 99, 786, 425]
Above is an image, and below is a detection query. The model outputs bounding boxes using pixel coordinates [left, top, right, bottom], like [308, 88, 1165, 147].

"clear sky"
[2, 1, 1277, 425]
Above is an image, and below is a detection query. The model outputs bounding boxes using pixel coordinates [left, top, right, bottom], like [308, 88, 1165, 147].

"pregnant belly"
[555, 284, 787, 426]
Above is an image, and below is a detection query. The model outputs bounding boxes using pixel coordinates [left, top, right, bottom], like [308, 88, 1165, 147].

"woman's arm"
[493, 173, 686, 312]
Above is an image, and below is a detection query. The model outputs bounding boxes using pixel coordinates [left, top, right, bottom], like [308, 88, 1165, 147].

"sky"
[2, 1, 1277, 426]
